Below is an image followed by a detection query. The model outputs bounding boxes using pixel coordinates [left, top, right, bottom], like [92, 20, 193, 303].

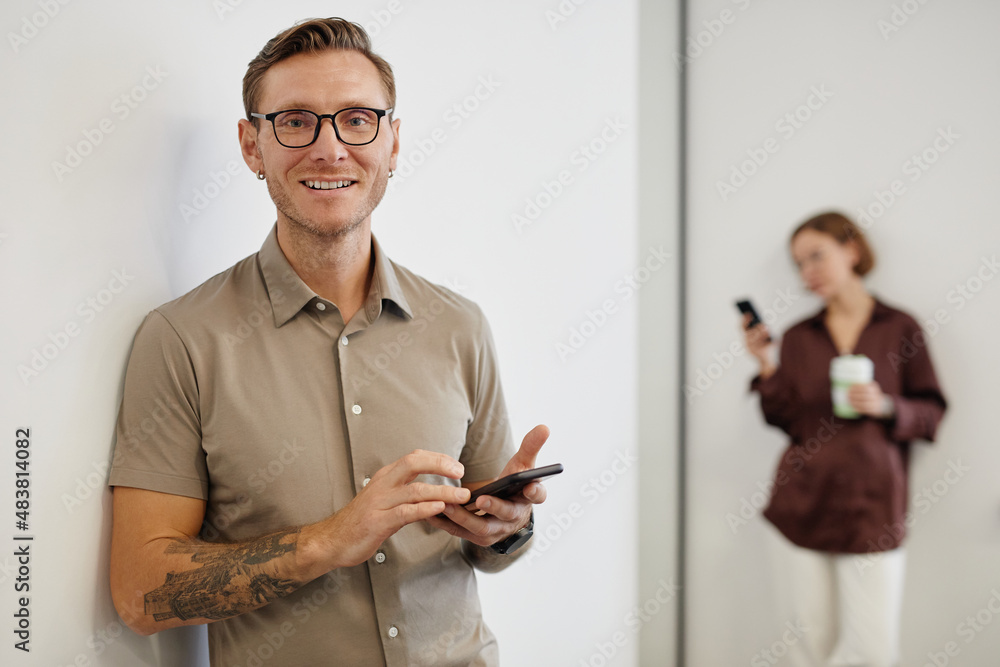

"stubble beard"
[267, 171, 390, 241]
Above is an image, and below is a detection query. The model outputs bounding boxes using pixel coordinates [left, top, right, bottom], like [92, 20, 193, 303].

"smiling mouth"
[303, 180, 355, 190]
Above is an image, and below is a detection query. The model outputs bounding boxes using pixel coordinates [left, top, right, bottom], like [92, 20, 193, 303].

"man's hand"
[425, 424, 550, 547]
[847, 381, 894, 419]
[112, 449, 471, 635]
[316, 450, 471, 570]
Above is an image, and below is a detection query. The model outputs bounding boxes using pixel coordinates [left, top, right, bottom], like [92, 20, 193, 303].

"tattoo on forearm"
[144, 528, 301, 622]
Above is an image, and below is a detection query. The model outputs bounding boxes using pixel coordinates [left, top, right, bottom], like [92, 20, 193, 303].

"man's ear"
[389, 117, 401, 173]
[238, 119, 263, 174]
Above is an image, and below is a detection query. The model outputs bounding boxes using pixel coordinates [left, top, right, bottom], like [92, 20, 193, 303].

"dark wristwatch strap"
[490, 512, 534, 555]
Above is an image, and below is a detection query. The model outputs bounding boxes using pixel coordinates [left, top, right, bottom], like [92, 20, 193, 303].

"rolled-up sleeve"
[888, 322, 947, 442]
[751, 334, 801, 438]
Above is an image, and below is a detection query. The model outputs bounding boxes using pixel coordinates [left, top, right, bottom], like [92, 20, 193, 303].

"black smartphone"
[465, 464, 564, 510]
[736, 299, 772, 342]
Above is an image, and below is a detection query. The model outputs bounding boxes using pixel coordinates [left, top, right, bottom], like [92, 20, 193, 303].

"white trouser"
[765, 525, 906, 667]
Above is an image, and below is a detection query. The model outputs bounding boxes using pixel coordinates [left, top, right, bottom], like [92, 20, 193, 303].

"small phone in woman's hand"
[736, 299, 772, 342]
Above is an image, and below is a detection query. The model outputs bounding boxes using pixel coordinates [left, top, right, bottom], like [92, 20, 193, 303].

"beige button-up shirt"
[110, 225, 514, 666]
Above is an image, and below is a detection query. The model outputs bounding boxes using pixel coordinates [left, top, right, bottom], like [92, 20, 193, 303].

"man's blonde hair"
[243, 17, 396, 123]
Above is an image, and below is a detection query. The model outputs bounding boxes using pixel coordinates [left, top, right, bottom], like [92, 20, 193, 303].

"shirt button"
[374, 551, 386, 564]
[316, 302, 326, 311]
[352, 404, 362, 415]
[388, 626, 399, 638]
[341, 336, 349, 346]
[362, 476, 371, 488]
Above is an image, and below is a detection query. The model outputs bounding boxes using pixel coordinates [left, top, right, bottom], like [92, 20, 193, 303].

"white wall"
[685, 1, 1000, 665]
[638, 0, 682, 664]
[0, 1, 653, 665]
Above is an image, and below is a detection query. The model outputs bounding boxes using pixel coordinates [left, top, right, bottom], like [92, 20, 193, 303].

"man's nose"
[309, 118, 350, 157]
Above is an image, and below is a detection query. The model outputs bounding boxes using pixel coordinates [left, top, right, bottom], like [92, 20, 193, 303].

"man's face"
[239, 50, 400, 239]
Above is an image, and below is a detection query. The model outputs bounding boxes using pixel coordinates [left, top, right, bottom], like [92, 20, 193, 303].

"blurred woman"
[745, 211, 946, 667]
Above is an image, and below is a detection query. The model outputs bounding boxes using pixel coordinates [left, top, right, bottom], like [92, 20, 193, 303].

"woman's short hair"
[791, 211, 876, 276]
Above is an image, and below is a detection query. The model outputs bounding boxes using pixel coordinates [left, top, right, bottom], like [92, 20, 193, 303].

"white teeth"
[305, 180, 351, 190]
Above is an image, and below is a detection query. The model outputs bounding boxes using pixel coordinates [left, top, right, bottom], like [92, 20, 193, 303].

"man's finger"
[475, 482, 546, 516]
[442, 503, 504, 539]
[390, 501, 450, 529]
[507, 424, 550, 471]
[397, 482, 470, 507]
[425, 514, 466, 538]
[473, 494, 526, 522]
[521, 481, 547, 504]
[377, 449, 465, 487]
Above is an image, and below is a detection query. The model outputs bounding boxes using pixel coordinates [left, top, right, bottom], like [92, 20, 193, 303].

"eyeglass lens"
[272, 109, 381, 147]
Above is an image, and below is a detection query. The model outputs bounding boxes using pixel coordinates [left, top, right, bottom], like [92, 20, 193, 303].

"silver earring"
[257, 170, 265, 181]
[388, 170, 394, 179]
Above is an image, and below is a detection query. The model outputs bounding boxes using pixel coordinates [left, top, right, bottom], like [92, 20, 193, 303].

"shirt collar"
[367, 234, 413, 321]
[806, 295, 891, 328]
[258, 224, 413, 328]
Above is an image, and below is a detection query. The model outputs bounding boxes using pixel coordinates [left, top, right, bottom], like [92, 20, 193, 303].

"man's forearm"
[144, 528, 304, 623]
[116, 526, 318, 635]
[114, 451, 474, 635]
[461, 535, 533, 573]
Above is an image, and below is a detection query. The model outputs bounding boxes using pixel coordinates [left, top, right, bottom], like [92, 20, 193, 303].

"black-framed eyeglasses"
[250, 107, 393, 148]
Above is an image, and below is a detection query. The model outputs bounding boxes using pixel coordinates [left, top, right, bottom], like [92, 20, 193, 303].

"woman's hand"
[847, 381, 895, 419]
[742, 313, 776, 379]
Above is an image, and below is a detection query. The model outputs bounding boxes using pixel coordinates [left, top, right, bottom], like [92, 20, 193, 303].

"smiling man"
[108, 18, 548, 667]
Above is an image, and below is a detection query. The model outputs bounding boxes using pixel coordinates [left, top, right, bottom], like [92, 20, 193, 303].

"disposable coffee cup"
[830, 354, 874, 419]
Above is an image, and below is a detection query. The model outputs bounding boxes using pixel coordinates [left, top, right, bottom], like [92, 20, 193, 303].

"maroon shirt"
[751, 298, 947, 553]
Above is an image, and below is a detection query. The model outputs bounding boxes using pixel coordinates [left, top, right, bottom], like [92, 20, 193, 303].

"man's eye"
[276, 112, 314, 130]
[339, 109, 378, 129]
